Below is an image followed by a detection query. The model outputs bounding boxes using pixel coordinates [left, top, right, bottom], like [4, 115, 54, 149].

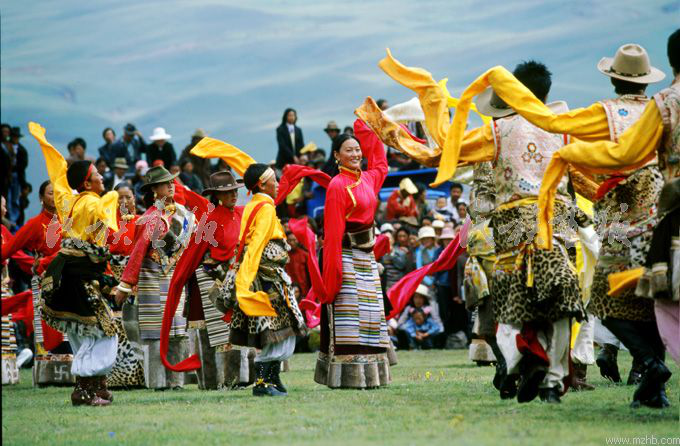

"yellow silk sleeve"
[485, 72, 611, 142]
[379, 48, 450, 148]
[74, 192, 119, 246]
[536, 101, 663, 249]
[438, 78, 492, 125]
[235, 202, 277, 317]
[608, 268, 645, 297]
[28, 122, 73, 223]
[190, 137, 255, 177]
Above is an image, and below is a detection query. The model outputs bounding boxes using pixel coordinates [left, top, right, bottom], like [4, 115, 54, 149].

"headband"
[251, 167, 275, 191]
[77, 164, 95, 191]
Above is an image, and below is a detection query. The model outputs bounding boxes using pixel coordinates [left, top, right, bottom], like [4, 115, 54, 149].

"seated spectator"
[432, 219, 445, 239]
[433, 196, 454, 222]
[414, 183, 432, 222]
[403, 308, 443, 350]
[386, 178, 418, 221]
[457, 202, 468, 222]
[146, 127, 176, 168]
[415, 226, 438, 290]
[179, 159, 203, 192]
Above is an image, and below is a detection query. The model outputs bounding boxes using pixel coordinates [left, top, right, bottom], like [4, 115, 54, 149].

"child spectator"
[403, 308, 443, 350]
[433, 196, 454, 222]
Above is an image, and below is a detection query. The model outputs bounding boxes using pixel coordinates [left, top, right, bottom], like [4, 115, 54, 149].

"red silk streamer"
[386, 220, 471, 320]
[373, 234, 390, 261]
[1, 291, 31, 316]
[275, 165, 331, 206]
[288, 217, 323, 328]
[594, 175, 626, 201]
[399, 123, 427, 145]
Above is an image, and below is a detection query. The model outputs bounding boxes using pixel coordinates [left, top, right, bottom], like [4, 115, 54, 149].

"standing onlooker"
[10, 127, 28, 190]
[436, 227, 469, 349]
[112, 123, 146, 168]
[324, 121, 340, 143]
[146, 127, 176, 168]
[178, 159, 203, 192]
[98, 127, 121, 167]
[276, 108, 304, 168]
[65, 137, 95, 166]
[415, 226, 438, 292]
[179, 128, 211, 187]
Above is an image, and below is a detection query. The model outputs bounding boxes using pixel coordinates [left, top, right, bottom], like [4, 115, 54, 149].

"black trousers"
[602, 317, 665, 365]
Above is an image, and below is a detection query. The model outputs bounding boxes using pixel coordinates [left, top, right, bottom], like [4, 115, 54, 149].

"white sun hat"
[149, 127, 172, 141]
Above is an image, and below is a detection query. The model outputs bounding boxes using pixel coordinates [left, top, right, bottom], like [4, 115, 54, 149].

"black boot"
[500, 373, 518, 400]
[596, 344, 621, 383]
[641, 384, 671, 409]
[252, 362, 286, 397]
[539, 387, 562, 404]
[627, 358, 644, 385]
[631, 358, 672, 407]
[270, 361, 287, 394]
[517, 356, 547, 403]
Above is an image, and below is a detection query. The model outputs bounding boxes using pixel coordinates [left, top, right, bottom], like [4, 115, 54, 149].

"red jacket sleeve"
[175, 179, 209, 220]
[1, 217, 40, 259]
[354, 119, 388, 194]
[119, 210, 167, 287]
[321, 180, 347, 303]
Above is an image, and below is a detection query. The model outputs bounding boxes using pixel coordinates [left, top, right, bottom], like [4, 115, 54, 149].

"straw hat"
[597, 44, 665, 84]
[399, 177, 418, 195]
[432, 219, 445, 229]
[418, 226, 436, 240]
[149, 127, 172, 141]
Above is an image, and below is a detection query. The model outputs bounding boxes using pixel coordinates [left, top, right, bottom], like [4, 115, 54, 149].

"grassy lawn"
[2, 350, 678, 446]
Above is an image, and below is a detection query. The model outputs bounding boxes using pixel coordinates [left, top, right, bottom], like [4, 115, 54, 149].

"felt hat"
[201, 170, 244, 196]
[324, 121, 340, 132]
[475, 87, 570, 118]
[140, 165, 178, 191]
[10, 126, 23, 138]
[597, 44, 665, 84]
[149, 127, 172, 141]
[113, 157, 129, 170]
[399, 177, 418, 195]
[418, 226, 436, 240]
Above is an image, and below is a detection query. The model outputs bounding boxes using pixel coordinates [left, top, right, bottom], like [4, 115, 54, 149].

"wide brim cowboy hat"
[113, 157, 129, 170]
[324, 121, 341, 132]
[201, 170, 244, 196]
[475, 86, 570, 118]
[597, 43, 665, 84]
[140, 165, 178, 191]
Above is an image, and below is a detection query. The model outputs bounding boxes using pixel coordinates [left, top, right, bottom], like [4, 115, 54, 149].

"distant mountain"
[2, 0, 677, 217]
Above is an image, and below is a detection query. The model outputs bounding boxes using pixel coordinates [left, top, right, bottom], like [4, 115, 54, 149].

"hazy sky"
[2, 0, 678, 216]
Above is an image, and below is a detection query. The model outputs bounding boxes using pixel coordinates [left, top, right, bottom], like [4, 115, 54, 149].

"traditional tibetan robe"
[314, 119, 391, 389]
[118, 199, 195, 389]
[1, 226, 20, 385]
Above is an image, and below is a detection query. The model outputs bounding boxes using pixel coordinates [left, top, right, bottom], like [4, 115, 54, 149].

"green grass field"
[2, 350, 678, 446]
